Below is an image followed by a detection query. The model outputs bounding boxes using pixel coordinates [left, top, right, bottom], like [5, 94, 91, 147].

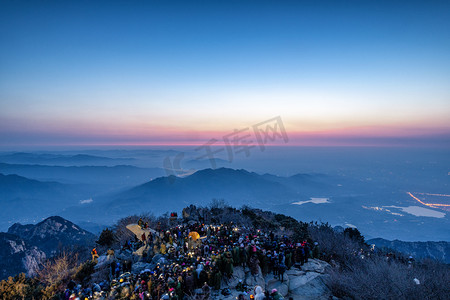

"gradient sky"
[1, 0, 449, 147]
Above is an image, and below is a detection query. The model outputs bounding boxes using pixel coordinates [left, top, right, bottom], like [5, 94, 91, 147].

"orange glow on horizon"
[1, 120, 449, 148]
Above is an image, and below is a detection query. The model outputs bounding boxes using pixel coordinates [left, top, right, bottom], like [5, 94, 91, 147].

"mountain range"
[0, 152, 135, 166]
[0, 157, 448, 242]
[0, 173, 85, 230]
[0, 163, 164, 186]
[62, 168, 449, 242]
[368, 238, 450, 263]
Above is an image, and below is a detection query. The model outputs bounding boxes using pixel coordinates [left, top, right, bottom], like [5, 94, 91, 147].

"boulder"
[289, 272, 330, 299]
[115, 250, 132, 260]
[300, 259, 330, 274]
[285, 259, 332, 299]
[94, 255, 108, 269]
[94, 255, 117, 270]
[289, 271, 321, 290]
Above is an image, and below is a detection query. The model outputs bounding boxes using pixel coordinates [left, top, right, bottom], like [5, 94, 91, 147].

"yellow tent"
[188, 231, 200, 241]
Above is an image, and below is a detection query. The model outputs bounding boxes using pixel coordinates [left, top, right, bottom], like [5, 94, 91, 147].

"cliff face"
[0, 233, 46, 279]
[368, 238, 450, 263]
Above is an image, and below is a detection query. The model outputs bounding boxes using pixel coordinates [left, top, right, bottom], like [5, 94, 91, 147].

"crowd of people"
[66, 220, 321, 300]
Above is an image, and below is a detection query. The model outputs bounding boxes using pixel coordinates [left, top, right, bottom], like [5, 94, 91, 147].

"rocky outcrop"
[298, 259, 331, 274]
[285, 259, 330, 299]
[157, 258, 332, 300]
[182, 205, 211, 223]
[286, 259, 331, 299]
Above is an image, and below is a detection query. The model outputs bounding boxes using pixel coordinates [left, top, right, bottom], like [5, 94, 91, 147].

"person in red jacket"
[91, 247, 99, 262]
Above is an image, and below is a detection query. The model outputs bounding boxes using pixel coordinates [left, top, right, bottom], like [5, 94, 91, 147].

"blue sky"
[0, 0, 449, 147]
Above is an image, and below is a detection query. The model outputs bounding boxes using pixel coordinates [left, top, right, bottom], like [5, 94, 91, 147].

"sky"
[0, 0, 449, 148]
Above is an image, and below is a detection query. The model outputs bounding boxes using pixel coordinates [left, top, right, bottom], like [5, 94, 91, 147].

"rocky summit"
[7, 216, 96, 257]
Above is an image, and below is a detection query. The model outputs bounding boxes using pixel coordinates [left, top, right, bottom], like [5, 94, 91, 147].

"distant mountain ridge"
[0, 173, 81, 231]
[0, 152, 135, 166]
[0, 173, 66, 196]
[101, 168, 300, 217]
[1, 165, 448, 244]
[0, 162, 165, 185]
[0, 164, 164, 232]
[83, 167, 450, 242]
[368, 238, 450, 263]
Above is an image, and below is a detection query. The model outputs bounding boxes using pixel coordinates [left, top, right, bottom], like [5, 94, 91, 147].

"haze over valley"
[0, 146, 448, 243]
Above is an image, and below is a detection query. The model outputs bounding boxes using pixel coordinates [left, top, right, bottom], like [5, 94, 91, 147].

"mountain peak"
[191, 167, 252, 177]
[7, 216, 96, 257]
